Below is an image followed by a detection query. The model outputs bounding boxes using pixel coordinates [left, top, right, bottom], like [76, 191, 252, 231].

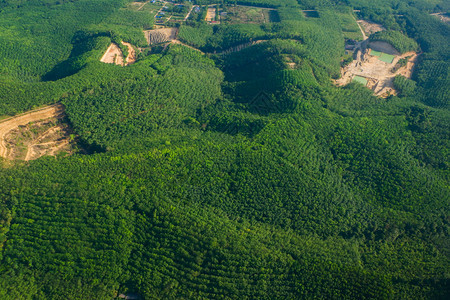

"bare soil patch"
[100, 43, 124, 66]
[357, 20, 385, 36]
[144, 27, 178, 45]
[336, 49, 419, 98]
[206, 6, 217, 22]
[0, 104, 77, 161]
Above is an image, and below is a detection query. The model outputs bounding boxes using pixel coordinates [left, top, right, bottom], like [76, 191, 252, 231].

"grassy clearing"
[370, 50, 395, 63]
[370, 49, 382, 56]
[379, 53, 395, 63]
[353, 75, 368, 85]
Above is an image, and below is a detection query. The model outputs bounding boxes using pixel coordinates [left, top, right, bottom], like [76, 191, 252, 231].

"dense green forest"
[0, 0, 448, 299]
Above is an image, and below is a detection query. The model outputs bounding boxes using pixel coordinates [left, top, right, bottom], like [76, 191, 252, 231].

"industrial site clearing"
[336, 48, 418, 97]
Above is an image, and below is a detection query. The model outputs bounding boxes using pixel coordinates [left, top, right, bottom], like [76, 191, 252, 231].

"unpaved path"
[0, 104, 64, 159]
[137, 1, 148, 11]
[170, 40, 204, 53]
[121, 42, 137, 65]
[216, 40, 267, 55]
[155, 2, 167, 18]
[170, 39, 267, 55]
[184, 5, 197, 21]
[354, 16, 367, 40]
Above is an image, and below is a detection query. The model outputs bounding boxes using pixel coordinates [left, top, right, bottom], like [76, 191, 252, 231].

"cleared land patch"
[357, 20, 385, 36]
[100, 43, 125, 66]
[0, 104, 76, 161]
[206, 6, 217, 23]
[144, 27, 178, 44]
[225, 6, 275, 24]
[100, 42, 137, 66]
[336, 49, 419, 97]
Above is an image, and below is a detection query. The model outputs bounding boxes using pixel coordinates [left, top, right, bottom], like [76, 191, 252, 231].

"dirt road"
[184, 5, 197, 21]
[0, 104, 64, 159]
[122, 42, 137, 65]
[170, 40, 204, 53]
[353, 16, 367, 40]
[137, 1, 148, 11]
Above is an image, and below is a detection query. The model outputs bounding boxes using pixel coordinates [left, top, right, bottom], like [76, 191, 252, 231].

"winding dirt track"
[0, 104, 64, 159]
[122, 42, 137, 65]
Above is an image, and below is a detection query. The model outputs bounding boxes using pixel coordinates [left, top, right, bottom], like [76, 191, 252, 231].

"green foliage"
[357, 6, 401, 30]
[65, 45, 223, 148]
[207, 24, 267, 51]
[393, 75, 416, 97]
[178, 23, 214, 48]
[337, 12, 363, 40]
[277, 7, 305, 21]
[369, 30, 419, 54]
[0, 0, 125, 81]
[44, 34, 112, 81]
[0, 1, 449, 299]
[402, 8, 449, 108]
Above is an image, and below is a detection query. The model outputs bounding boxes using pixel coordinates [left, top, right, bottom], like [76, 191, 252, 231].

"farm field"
[224, 6, 276, 24]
